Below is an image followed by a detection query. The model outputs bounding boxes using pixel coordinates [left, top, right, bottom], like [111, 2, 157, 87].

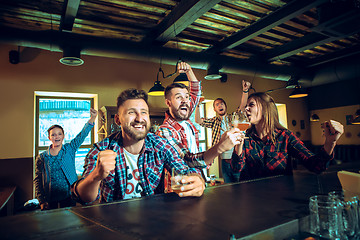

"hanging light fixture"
[59, 46, 84, 66]
[289, 85, 308, 98]
[148, 68, 165, 96]
[204, 64, 222, 80]
[310, 114, 320, 122]
[266, 76, 301, 93]
[352, 109, 360, 124]
[173, 72, 189, 86]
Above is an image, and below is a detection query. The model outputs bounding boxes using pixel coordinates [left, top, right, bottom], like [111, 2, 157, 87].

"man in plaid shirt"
[72, 88, 205, 204]
[156, 62, 243, 191]
[195, 80, 251, 183]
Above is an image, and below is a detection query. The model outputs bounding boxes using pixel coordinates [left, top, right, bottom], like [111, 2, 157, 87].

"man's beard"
[171, 103, 191, 120]
[122, 120, 150, 141]
[218, 111, 226, 116]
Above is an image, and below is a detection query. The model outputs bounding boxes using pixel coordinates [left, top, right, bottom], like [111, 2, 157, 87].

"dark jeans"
[48, 197, 76, 209]
[221, 160, 240, 183]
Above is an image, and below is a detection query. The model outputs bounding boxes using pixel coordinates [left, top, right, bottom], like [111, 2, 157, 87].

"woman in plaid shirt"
[232, 92, 344, 180]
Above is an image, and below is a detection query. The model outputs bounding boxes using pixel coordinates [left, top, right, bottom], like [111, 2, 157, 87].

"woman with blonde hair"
[232, 92, 344, 180]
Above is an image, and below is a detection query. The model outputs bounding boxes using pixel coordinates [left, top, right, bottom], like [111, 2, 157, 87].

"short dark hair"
[213, 98, 227, 108]
[47, 124, 64, 136]
[117, 88, 148, 109]
[164, 83, 189, 99]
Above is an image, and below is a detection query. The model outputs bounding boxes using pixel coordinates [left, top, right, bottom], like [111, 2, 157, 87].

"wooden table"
[0, 163, 359, 240]
[0, 186, 16, 216]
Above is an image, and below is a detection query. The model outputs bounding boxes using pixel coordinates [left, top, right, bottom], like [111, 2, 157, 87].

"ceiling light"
[352, 109, 360, 125]
[148, 80, 165, 96]
[310, 114, 320, 122]
[266, 76, 301, 93]
[173, 73, 189, 86]
[289, 86, 308, 98]
[59, 46, 84, 66]
[149, 68, 165, 96]
[205, 65, 221, 80]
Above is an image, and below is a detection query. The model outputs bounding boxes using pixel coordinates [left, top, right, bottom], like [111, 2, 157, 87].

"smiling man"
[72, 88, 205, 204]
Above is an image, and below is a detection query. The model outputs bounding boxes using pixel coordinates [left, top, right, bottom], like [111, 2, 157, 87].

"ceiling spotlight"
[59, 46, 84, 66]
[205, 65, 221, 80]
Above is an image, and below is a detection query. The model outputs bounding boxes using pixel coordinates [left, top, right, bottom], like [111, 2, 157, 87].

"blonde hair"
[248, 92, 285, 143]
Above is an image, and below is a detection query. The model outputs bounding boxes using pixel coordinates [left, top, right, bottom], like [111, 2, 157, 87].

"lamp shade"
[289, 86, 308, 98]
[352, 109, 360, 124]
[310, 114, 320, 122]
[148, 80, 165, 96]
[173, 73, 189, 86]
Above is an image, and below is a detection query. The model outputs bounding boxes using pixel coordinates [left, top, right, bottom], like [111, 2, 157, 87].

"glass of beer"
[171, 168, 187, 194]
[232, 111, 250, 132]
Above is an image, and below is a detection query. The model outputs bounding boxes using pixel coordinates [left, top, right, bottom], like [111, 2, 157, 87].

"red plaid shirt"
[156, 111, 206, 168]
[156, 80, 207, 192]
[156, 80, 205, 169]
[232, 127, 333, 180]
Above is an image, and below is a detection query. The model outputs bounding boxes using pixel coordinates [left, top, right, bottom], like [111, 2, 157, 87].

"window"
[35, 92, 97, 175]
[190, 103, 208, 152]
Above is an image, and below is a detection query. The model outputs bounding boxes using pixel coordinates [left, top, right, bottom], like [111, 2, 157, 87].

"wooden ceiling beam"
[142, 0, 221, 45]
[205, 0, 328, 54]
[60, 0, 81, 32]
[306, 44, 360, 68]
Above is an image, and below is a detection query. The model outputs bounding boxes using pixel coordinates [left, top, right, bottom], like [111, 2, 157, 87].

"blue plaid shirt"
[76, 130, 201, 203]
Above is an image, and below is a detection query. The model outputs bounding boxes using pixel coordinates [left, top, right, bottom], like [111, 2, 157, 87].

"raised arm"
[322, 119, 344, 155]
[239, 80, 251, 111]
[195, 101, 204, 125]
[178, 61, 199, 82]
[88, 108, 98, 124]
[69, 108, 98, 150]
[203, 128, 242, 164]
[178, 62, 201, 115]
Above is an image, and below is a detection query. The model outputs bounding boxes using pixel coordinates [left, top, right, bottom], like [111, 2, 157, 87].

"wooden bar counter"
[1, 162, 359, 240]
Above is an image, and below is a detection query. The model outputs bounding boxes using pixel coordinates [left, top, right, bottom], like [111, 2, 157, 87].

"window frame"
[34, 95, 95, 157]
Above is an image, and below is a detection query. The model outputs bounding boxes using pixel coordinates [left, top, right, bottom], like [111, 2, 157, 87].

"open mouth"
[179, 105, 189, 114]
[131, 123, 146, 131]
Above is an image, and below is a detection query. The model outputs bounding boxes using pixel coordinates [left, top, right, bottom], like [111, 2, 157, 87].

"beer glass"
[329, 190, 359, 239]
[171, 168, 187, 194]
[309, 195, 348, 239]
[231, 111, 250, 132]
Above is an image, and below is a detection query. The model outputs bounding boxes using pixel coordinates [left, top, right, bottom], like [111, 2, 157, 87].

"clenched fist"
[94, 150, 116, 180]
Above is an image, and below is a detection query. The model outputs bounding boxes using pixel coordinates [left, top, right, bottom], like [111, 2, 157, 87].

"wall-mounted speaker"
[220, 73, 227, 83]
[9, 50, 19, 64]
